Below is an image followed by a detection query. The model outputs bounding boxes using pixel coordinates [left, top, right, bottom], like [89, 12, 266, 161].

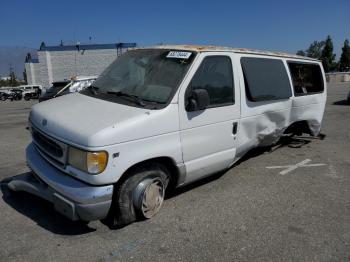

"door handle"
[232, 122, 238, 135]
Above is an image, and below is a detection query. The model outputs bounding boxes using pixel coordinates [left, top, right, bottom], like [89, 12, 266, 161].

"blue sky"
[0, 0, 349, 57]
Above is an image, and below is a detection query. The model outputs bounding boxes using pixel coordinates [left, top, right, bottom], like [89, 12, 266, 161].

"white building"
[25, 42, 136, 87]
[326, 72, 350, 83]
[0, 76, 11, 81]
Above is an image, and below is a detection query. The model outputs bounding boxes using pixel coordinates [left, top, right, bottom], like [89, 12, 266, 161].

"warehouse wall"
[47, 48, 120, 85]
[25, 62, 41, 85]
[326, 72, 350, 83]
[25, 47, 129, 87]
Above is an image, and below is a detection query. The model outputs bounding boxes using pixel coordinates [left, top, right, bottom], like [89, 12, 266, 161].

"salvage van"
[8, 45, 326, 227]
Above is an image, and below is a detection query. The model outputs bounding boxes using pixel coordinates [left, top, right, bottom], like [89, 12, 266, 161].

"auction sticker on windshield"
[167, 51, 192, 59]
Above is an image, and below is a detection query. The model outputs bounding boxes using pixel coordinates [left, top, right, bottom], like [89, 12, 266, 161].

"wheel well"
[284, 121, 312, 136]
[119, 157, 180, 189]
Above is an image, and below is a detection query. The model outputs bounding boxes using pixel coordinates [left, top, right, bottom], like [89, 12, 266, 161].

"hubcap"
[133, 178, 165, 219]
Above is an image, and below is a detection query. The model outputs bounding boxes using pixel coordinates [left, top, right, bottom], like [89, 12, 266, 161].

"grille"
[31, 124, 68, 167]
[32, 129, 63, 158]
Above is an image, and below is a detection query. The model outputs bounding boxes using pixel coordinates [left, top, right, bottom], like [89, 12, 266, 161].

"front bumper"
[7, 143, 113, 221]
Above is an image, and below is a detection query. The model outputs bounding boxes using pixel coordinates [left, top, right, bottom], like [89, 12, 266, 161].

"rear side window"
[190, 56, 234, 107]
[288, 62, 324, 95]
[241, 57, 292, 102]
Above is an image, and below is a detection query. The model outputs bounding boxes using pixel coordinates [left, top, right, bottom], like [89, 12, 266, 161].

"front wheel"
[133, 176, 165, 219]
[105, 163, 170, 228]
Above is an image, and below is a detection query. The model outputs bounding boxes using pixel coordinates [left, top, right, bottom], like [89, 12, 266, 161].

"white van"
[19, 85, 42, 94]
[8, 45, 326, 227]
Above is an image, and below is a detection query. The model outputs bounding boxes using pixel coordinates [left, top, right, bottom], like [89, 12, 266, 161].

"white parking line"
[266, 159, 327, 175]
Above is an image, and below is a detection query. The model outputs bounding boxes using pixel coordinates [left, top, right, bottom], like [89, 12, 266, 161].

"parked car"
[39, 76, 97, 102]
[11, 89, 23, 100]
[24, 89, 41, 100]
[20, 85, 42, 100]
[347, 90, 350, 104]
[8, 45, 327, 228]
[0, 88, 23, 101]
[0, 91, 9, 101]
[20, 85, 42, 94]
[0, 90, 8, 100]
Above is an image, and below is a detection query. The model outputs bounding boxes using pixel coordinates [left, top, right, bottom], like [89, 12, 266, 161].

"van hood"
[30, 93, 178, 147]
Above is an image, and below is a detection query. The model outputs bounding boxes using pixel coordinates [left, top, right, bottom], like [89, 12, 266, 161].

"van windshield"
[82, 49, 196, 109]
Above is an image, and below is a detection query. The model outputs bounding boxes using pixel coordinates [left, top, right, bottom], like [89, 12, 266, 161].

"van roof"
[142, 45, 319, 62]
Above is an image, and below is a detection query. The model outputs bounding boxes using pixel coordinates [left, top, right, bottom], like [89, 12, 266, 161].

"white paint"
[28, 47, 327, 186]
[46, 51, 53, 85]
[178, 52, 241, 184]
[325, 164, 338, 178]
[233, 53, 326, 161]
[30, 63, 36, 84]
[266, 159, 326, 175]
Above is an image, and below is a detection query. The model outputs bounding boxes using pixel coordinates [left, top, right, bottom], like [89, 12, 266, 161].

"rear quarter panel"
[234, 54, 326, 160]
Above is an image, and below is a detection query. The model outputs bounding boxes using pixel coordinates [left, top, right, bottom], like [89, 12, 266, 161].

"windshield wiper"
[107, 91, 145, 107]
[141, 98, 166, 104]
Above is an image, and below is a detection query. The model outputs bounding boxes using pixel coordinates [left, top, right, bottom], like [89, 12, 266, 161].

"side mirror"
[186, 88, 210, 111]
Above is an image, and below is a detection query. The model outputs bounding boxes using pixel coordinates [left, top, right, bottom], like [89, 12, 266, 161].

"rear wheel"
[104, 162, 170, 228]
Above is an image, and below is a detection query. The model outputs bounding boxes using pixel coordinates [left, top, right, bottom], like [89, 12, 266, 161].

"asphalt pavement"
[0, 83, 349, 262]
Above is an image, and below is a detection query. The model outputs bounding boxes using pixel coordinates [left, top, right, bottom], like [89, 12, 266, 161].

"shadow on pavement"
[1, 135, 320, 232]
[333, 99, 349, 106]
[167, 135, 317, 199]
[0, 174, 96, 235]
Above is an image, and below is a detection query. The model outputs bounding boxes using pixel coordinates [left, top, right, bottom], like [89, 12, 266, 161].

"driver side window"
[189, 56, 234, 107]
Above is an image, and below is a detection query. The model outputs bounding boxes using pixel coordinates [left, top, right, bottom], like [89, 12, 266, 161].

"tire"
[0, 96, 5, 101]
[1, 179, 15, 197]
[104, 162, 170, 228]
[24, 96, 30, 101]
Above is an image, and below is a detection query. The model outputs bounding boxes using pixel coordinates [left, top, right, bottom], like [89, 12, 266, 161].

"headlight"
[68, 147, 108, 174]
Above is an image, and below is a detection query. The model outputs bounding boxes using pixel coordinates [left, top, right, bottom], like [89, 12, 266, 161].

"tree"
[296, 50, 306, 56]
[23, 69, 28, 84]
[10, 70, 16, 87]
[320, 35, 336, 72]
[25, 52, 32, 63]
[39, 41, 46, 50]
[306, 41, 324, 59]
[339, 39, 350, 72]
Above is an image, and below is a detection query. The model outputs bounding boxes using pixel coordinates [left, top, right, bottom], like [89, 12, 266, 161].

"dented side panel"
[177, 52, 326, 186]
[234, 54, 326, 160]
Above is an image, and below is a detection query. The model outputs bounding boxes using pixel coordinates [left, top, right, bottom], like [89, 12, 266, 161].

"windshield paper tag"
[167, 51, 192, 59]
